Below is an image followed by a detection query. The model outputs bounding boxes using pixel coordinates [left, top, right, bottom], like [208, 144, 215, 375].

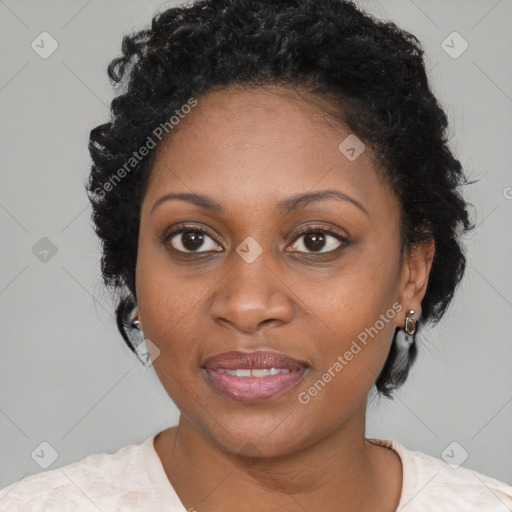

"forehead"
[142, 85, 397, 223]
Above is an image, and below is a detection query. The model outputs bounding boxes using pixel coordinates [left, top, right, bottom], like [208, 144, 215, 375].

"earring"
[127, 314, 154, 367]
[395, 309, 417, 349]
[380, 309, 419, 393]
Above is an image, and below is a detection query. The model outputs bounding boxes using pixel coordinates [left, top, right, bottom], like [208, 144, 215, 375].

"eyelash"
[163, 223, 349, 257]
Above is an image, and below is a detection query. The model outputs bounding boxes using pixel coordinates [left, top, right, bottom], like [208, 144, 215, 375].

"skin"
[134, 85, 435, 512]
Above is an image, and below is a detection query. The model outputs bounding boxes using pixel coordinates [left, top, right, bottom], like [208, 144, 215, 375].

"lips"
[202, 350, 309, 371]
[201, 350, 310, 403]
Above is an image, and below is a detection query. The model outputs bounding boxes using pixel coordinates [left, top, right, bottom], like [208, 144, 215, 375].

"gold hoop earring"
[396, 309, 417, 349]
[404, 309, 417, 336]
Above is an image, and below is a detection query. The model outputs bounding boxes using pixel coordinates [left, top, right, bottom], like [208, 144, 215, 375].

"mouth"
[201, 350, 310, 403]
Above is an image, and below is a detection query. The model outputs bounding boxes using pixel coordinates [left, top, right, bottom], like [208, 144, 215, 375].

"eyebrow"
[150, 189, 368, 216]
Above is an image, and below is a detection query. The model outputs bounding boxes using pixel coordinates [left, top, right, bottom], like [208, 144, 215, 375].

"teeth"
[232, 369, 251, 377]
[251, 369, 269, 377]
[220, 368, 291, 377]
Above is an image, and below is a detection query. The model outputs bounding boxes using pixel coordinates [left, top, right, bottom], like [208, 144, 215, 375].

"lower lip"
[203, 367, 308, 403]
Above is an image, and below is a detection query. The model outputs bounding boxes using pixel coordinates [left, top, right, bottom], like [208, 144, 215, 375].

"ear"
[397, 238, 435, 323]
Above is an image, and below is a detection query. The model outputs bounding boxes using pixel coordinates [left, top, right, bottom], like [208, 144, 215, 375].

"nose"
[210, 252, 294, 334]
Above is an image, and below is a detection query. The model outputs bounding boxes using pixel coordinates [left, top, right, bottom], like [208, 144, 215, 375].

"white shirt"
[1, 433, 511, 511]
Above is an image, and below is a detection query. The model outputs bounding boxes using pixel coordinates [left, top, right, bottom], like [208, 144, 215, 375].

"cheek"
[136, 272, 201, 356]
[136, 229, 198, 326]
[311, 263, 395, 333]
[135, 240, 194, 363]
[303, 264, 399, 381]
[295, 283, 397, 422]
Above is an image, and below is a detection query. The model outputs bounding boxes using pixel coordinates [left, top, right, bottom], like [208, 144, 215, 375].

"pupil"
[305, 233, 325, 251]
[183, 231, 204, 251]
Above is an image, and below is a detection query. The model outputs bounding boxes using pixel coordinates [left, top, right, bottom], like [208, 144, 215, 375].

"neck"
[154, 405, 401, 511]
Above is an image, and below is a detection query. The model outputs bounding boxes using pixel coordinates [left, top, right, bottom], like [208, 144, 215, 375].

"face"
[135, 85, 433, 457]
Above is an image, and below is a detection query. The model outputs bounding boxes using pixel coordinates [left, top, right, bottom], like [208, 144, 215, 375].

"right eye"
[165, 226, 223, 254]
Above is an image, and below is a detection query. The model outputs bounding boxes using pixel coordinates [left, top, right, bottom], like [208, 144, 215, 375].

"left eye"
[287, 229, 347, 254]
[167, 228, 222, 253]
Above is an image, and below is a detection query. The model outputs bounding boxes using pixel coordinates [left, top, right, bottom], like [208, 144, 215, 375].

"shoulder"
[0, 436, 157, 511]
[370, 438, 512, 511]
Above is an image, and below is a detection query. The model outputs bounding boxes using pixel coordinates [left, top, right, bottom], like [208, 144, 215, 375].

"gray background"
[1, 0, 511, 491]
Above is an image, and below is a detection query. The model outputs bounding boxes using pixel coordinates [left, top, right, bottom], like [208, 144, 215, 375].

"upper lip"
[202, 350, 310, 370]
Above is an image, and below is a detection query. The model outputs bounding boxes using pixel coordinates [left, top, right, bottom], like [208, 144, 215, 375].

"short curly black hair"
[86, 0, 476, 398]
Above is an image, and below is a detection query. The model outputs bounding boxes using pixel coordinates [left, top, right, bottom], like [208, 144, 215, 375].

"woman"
[1, 0, 511, 510]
